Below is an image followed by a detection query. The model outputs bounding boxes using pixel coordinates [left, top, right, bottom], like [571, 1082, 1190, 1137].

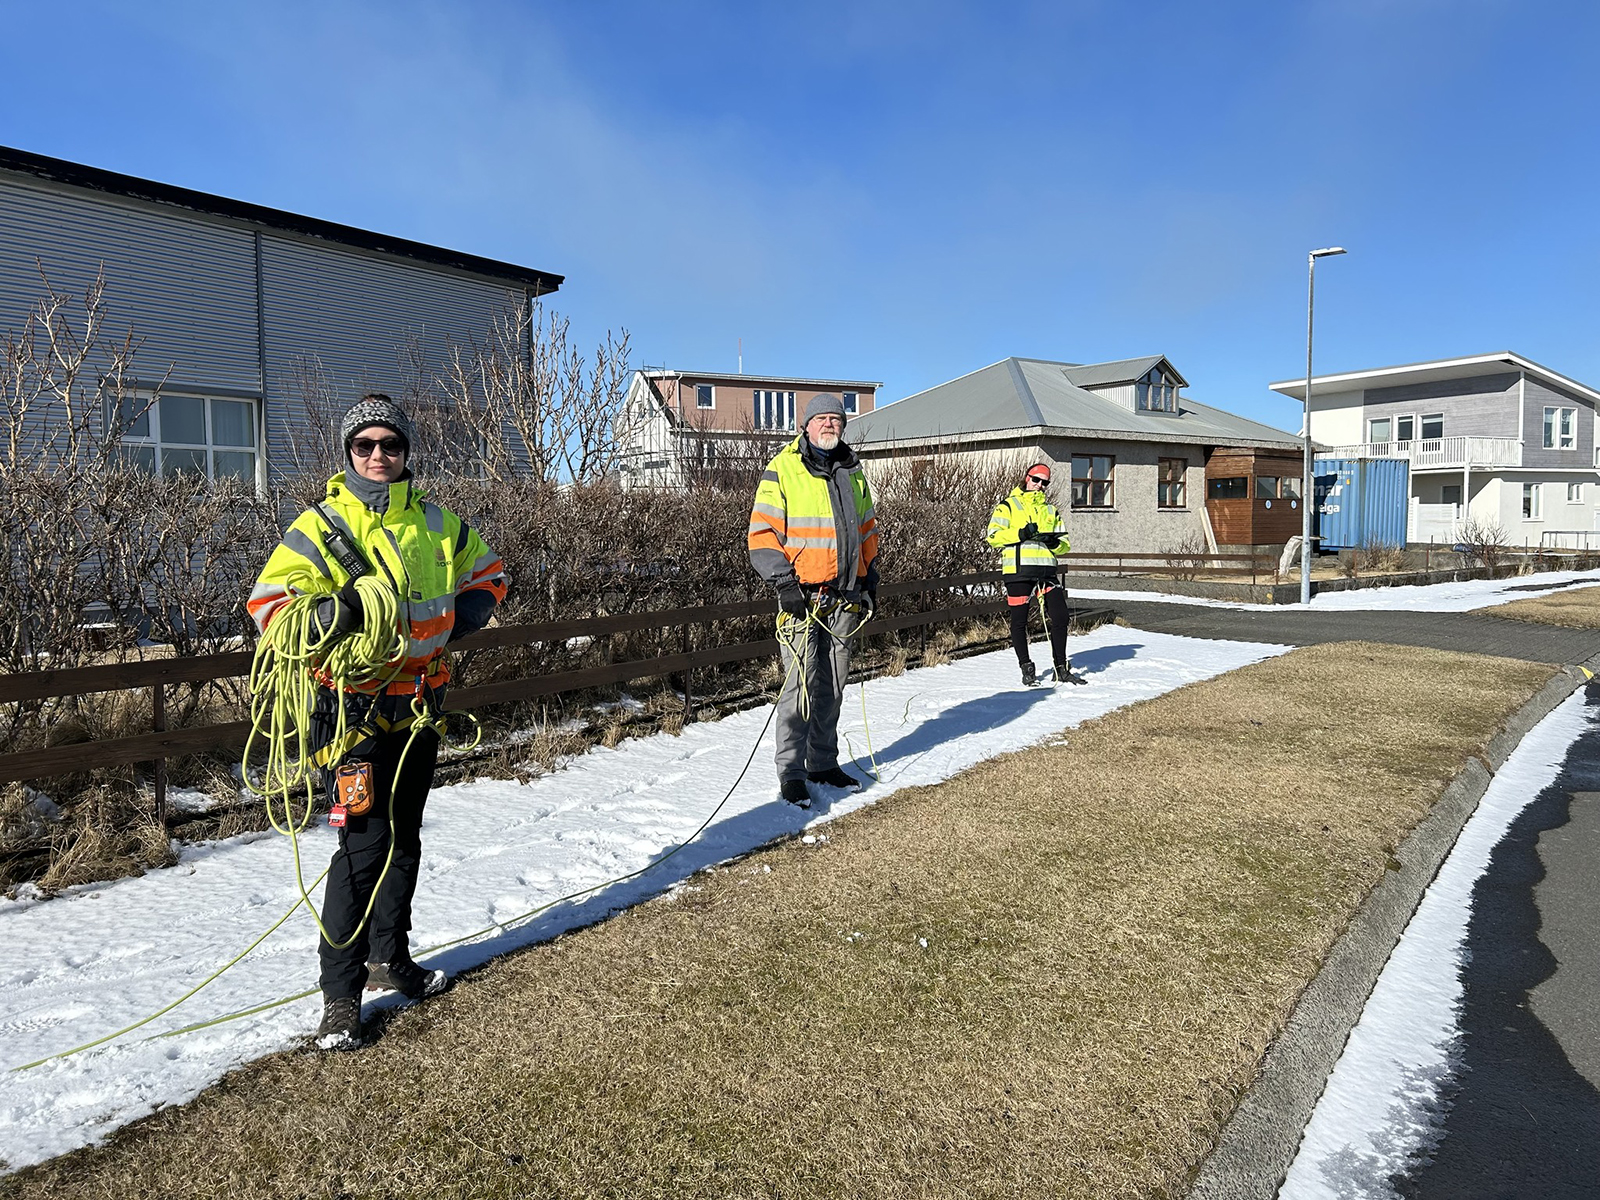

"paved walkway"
[1100, 597, 1600, 666]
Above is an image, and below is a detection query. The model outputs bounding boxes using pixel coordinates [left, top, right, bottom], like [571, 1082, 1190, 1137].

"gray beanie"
[802, 393, 847, 428]
[340, 394, 413, 452]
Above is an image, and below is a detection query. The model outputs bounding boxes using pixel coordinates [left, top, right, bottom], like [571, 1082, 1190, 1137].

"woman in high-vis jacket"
[986, 462, 1072, 685]
[250, 395, 506, 1049]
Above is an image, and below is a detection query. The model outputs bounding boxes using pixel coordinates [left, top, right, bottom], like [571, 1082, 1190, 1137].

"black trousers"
[311, 691, 441, 999]
[1005, 577, 1070, 666]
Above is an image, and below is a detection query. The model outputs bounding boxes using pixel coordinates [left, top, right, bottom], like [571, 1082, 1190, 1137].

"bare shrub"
[1164, 530, 1211, 581]
[1457, 518, 1507, 569]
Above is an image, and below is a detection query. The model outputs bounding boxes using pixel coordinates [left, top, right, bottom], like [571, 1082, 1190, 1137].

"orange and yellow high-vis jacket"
[249, 473, 507, 695]
[748, 435, 879, 590]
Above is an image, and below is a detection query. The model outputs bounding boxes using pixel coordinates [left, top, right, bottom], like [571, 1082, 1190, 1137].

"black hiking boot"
[807, 766, 862, 791]
[1054, 661, 1086, 685]
[1020, 660, 1037, 686]
[780, 778, 812, 808]
[366, 959, 449, 1000]
[316, 995, 362, 1051]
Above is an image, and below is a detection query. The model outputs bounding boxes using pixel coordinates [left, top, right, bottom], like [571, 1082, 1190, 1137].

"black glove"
[1037, 531, 1063, 549]
[315, 583, 365, 642]
[1018, 522, 1039, 541]
[776, 582, 809, 618]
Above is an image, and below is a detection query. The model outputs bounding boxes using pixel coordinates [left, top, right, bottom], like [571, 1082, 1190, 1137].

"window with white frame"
[753, 390, 796, 431]
[1568, 482, 1583, 503]
[1523, 482, 1542, 519]
[1420, 413, 1444, 440]
[1134, 366, 1178, 413]
[115, 394, 259, 481]
[842, 390, 858, 415]
[1368, 417, 1392, 444]
[1543, 406, 1576, 450]
[695, 383, 714, 409]
[1395, 414, 1415, 443]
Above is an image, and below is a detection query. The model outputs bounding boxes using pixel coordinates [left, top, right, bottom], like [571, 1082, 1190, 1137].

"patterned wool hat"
[339, 394, 413, 452]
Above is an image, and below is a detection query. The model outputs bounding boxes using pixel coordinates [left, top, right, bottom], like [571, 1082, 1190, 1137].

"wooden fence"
[1062, 550, 1276, 581]
[0, 570, 1079, 807]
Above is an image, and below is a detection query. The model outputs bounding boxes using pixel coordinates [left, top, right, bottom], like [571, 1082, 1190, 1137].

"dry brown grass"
[1477, 583, 1600, 629]
[2, 642, 1552, 1200]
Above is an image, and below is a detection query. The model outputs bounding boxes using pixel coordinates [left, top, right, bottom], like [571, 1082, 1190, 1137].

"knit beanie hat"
[802, 393, 847, 428]
[340, 394, 413, 453]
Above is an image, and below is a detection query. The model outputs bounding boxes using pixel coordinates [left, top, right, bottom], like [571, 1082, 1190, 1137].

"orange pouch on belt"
[334, 762, 376, 817]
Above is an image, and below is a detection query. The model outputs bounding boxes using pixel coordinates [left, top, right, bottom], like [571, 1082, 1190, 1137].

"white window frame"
[1419, 412, 1444, 440]
[1523, 482, 1543, 520]
[1568, 482, 1584, 503]
[1394, 412, 1415, 444]
[1368, 416, 1393, 444]
[841, 390, 859, 415]
[115, 392, 262, 485]
[695, 383, 714, 410]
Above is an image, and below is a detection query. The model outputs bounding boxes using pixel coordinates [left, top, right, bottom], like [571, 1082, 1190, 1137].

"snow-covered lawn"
[1279, 689, 1592, 1199]
[0, 625, 1284, 1172]
[1081, 567, 1600, 613]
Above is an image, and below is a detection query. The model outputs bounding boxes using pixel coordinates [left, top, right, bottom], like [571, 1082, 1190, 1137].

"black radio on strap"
[314, 501, 371, 582]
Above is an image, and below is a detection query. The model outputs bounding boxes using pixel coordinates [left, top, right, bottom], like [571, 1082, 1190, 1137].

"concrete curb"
[1185, 656, 1600, 1199]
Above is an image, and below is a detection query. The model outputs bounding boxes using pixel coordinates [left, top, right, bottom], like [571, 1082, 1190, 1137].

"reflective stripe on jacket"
[986, 487, 1071, 578]
[748, 435, 879, 588]
[249, 472, 508, 695]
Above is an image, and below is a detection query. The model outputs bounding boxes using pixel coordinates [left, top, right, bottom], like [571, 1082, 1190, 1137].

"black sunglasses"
[1026, 474, 1049, 484]
[351, 436, 406, 458]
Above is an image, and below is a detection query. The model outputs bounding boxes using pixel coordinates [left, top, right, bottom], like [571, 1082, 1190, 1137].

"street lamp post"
[1302, 246, 1347, 605]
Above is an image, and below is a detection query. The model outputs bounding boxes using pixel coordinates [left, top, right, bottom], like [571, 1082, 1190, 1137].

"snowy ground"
[1278, 689, 1593, 1199]
[0, 625, 1284, 1173]
[1079, 566, 1600, 613]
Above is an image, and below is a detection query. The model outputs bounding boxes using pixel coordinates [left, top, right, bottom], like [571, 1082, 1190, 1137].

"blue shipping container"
[1312, 457, 1410, 550]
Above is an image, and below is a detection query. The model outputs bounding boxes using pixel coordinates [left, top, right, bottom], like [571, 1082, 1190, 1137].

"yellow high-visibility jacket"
[748, 435, 879, 589]
[249, 473, 507, 695]
[986, 486, 1070, 579]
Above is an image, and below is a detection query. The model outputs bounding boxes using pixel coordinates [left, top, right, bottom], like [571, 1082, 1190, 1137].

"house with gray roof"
[847, 355, 1304, 553]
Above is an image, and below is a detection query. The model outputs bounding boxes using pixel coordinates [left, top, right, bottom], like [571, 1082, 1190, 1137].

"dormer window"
[1134, 366, 1178, 413]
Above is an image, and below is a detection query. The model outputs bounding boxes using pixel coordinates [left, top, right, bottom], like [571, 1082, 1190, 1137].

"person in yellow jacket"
[986, 462, 1077, 686]
[748, 394, 880, 808]
[249, 395, 506, 1049]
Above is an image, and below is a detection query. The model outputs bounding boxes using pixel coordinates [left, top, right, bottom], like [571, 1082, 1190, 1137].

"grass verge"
[2, 642, 1554, 1200]
[1477, 583, 1600, 629]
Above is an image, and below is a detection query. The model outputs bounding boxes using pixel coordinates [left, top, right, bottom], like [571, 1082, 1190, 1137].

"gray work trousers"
[774, 606, 857, 782]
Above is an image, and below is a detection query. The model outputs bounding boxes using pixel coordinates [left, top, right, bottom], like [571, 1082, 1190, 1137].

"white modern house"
[1271, 353, 1600, 548]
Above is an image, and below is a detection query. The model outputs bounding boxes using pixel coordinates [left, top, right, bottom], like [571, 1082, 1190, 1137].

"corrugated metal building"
[0, 145, 561, 482]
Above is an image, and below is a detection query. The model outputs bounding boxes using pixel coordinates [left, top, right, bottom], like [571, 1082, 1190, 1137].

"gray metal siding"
[258, 235, 519, 472]
[1522, 377, 1595, 470]
[0, 179, 261, 394]
[1361, 372, 1519, 442]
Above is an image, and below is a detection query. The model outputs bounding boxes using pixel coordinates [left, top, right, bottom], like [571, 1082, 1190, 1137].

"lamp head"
[1310, 246, 1347, 259]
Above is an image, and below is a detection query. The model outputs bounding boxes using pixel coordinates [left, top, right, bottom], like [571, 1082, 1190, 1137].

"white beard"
[813, 430, 841, 451]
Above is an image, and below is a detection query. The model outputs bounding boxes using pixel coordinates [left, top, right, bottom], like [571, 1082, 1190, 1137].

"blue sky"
[3, 0, 1596, 431]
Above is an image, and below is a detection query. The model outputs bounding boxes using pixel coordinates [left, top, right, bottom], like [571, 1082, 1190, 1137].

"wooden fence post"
[151, 682, 167, 828]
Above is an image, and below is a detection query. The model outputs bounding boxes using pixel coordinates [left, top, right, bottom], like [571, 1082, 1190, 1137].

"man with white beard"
[747, 394, 881, 808]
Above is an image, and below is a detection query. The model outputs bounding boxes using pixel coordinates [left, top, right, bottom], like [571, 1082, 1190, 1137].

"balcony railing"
[1318, 436, 1522, 470]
